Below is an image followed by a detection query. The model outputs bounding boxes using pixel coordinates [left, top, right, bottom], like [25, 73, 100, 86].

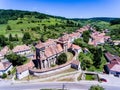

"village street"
[0, 80, 120, 90]
[0, 72, 120, 90]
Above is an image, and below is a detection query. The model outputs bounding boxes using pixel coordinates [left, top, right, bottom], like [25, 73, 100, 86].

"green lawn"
[66, 52, 73, 61]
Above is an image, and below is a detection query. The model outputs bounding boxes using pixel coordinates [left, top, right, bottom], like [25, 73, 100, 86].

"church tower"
[35, 41, 45, 69]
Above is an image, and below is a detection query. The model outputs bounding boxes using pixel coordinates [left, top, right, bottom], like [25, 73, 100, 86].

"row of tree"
[0, 32, 31, 49]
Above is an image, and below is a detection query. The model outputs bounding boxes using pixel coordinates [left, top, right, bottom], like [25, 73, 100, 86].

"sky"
[0, 0, 120, 18]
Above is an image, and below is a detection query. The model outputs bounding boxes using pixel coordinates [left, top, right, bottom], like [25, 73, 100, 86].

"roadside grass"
[85, 74, 98, 81]
[11, 67, 16, 75]
[77, 73, 83, 81]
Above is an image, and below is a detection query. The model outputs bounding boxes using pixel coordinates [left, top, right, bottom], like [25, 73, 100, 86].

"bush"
[2, 73, 7, 79]
[8, 71, 11, 75]
[89, 85, 104, 90]
[57, 53, 67, 65]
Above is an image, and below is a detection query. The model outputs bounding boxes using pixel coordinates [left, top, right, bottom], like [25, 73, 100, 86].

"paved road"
[0, 80, 120, 90]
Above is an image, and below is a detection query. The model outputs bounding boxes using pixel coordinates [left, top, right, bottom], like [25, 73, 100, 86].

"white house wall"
[17, 70, 29, 79]
[0, 64, 13, 75]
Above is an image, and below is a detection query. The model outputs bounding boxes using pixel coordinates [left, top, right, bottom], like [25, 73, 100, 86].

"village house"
[71, 44, 82, 53]
[104, 52, 120, 77]
[76, 25, 90, 34]
[0, 61, 13, 76]
[71, 60, 80, 70]
[16, 60, 34, 79]
[106, 64, 120, 77]
[88, 31, 110, 46]
[12, 45, 34, 58]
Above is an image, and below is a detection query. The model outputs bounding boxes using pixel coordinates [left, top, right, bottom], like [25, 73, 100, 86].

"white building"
[16, 60, 34, 79]
[0, 61, 13, 76]
[12, 45, 34, 58]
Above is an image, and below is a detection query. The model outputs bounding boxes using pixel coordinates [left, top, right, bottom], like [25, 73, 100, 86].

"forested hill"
[72, 17, 119, 22]
[0, 9, 119, 24]
[0, 9, 67, 24]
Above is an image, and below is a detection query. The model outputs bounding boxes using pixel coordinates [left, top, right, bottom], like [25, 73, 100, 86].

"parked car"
[100, 78, 107, 82]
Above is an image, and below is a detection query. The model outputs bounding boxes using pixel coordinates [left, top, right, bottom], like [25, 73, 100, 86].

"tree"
[9, 33, 13, 41]
[6, 53, 27, 66]
[9, 42, 14, 50]
[74, 38, 89, 48]
[22, 32, 31, 40]
[22, 32, 31, 44]
[93, 47, 102, 68]
[57, 53, 67, 65]
[6, 25, 12, 30]
[89, 85, 104, 90]
[110, 19, 120, 25]
[2, 73, 7, 79]
[0, 35, 7, 47]
[15, 34, 19, 41]
[79, 52, 93, 70]
[82, 31, 90, 43]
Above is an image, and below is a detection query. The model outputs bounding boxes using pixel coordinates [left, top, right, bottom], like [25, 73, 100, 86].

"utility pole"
[62, 83, 65, 90]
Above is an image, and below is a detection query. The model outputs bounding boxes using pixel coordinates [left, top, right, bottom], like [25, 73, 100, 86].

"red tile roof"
[107, 64, 115, 69]
[110, 59, 120, 64]
[0, 61, 12, 71]
[35, 41, 44, 49]
[56, 44, 63, 53]
[110, 64, 120, 72]
[12, 45, 30, 53]
[105, 52, 120, 62]
[0, 46, 9, 56]
[39, 44, 63, 60]
[107, 64, 120, 72]
[89, 31, 110, 46]
[71, 60, 80, 65]
[16, 60, 34, 73]
[71, 44, 81, 50]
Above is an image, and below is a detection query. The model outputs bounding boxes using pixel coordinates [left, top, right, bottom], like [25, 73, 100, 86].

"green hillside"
[0, 9, 82, 48]
[0, 9, 120, 49]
